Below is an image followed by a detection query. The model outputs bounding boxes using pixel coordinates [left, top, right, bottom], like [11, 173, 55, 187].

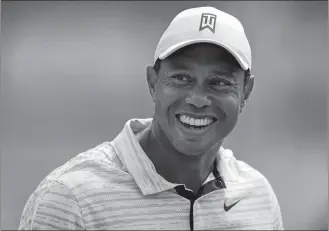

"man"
[19, 6, 283, 230]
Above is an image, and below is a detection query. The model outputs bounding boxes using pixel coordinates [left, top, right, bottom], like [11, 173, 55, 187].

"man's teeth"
[179, 115, 213, 127]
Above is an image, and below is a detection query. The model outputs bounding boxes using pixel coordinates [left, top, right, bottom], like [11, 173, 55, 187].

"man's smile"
[174, 113, 218, 135]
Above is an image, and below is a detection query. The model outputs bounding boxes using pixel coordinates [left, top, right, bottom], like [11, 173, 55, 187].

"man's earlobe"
[146, 66, 158, 103]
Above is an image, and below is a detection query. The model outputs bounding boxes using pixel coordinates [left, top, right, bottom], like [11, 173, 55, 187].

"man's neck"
[139, 122, 221, 193]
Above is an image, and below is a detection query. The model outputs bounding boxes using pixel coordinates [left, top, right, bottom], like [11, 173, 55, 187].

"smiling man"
[19, 6, 283, 230]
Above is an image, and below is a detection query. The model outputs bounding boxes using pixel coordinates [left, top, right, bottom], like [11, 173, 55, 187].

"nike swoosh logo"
[224, 199, 241, 212]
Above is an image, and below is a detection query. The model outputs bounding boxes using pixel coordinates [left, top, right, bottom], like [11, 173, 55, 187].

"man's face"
[149, 43, 250, 156]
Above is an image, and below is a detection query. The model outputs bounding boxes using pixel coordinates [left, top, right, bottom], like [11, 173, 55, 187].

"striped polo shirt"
[19, 118, 284, 230]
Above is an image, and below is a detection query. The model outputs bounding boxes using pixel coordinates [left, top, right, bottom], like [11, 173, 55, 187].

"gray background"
[1, 1, 328, 230]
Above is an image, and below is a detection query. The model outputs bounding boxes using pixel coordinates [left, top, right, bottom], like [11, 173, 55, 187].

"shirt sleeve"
[272, 192, 284, 230]
[18, 180, 85, 230]
[267, 182, 284, 230]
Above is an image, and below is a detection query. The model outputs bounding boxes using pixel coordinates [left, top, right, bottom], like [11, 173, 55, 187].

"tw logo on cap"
[199, 13, 217, 33]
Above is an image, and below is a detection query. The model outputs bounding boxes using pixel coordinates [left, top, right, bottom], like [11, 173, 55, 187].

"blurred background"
[1, 1, 327, 230]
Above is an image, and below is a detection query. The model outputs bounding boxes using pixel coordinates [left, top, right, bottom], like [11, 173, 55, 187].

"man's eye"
[210, 80, 232, 86]
[172, 75, 190, 82]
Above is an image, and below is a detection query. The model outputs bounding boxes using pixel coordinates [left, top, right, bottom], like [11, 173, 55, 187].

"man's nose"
[185, 89, 211, 108]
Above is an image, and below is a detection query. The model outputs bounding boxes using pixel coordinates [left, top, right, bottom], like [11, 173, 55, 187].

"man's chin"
[172, 141, 211, 156]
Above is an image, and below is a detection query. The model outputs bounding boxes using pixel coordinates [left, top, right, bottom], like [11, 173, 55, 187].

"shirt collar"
[110, 118, 237, 195]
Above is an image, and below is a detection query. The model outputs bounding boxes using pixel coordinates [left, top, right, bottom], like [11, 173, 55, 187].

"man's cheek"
[159, 93, 181, 113]
[155, 94, 173, 124]
[220, 95, 240, 112]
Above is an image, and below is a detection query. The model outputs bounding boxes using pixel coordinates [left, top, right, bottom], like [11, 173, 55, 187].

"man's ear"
[243, 74, 254, 101]
[146, 66, 158, 103]
[240, 74, 254, 112]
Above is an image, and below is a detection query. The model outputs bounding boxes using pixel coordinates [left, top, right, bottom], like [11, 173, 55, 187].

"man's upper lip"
[176, 112, 218, 120]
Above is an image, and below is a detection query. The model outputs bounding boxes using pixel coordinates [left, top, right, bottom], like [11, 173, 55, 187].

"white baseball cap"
[154, 6, 252, 71]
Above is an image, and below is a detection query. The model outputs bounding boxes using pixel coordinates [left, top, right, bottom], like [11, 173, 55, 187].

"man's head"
[146, 7, 254, 156]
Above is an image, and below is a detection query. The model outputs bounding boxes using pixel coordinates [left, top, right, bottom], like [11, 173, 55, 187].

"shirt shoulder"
[54, 142, 129, 189]
[19, 180, 85, 230]
[220, 147, 271, 184]
[19, 142, 128, 229]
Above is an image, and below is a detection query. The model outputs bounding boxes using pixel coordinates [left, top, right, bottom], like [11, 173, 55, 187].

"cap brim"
[158, 39, 249, 70]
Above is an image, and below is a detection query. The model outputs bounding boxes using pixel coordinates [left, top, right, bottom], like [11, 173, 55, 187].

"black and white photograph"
[1, 1, 328, 230]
